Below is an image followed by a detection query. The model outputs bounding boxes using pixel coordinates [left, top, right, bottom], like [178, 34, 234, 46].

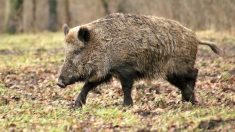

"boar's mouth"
[57, 76, 86, 88]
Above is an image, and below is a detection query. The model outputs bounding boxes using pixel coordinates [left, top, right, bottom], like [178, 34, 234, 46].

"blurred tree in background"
[4, 0, 23, 33]
[48, 0, 57, 31]
[0, 0, 235, 33]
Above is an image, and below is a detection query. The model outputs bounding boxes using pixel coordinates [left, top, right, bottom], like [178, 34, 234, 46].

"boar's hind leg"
[73, 75, 112, 108]
[166, 68, 198, 104]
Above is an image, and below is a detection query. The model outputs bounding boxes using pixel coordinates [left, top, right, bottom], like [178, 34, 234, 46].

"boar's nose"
[57, 78, 66, 88]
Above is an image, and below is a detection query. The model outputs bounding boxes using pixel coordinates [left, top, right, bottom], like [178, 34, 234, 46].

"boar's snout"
[57, 76, 66, 88]
[57, 74, 83, 88]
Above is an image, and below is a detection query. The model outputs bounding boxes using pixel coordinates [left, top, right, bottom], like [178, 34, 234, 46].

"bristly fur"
[76, 13, 199, 80]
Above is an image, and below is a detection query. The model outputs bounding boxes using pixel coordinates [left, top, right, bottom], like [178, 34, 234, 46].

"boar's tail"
[199, 40, 224, 56]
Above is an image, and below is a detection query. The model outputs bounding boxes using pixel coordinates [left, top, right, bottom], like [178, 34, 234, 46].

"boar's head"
[57, 24, 94, 88]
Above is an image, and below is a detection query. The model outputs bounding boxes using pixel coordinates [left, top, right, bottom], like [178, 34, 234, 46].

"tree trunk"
[22, 0, 36, 32]
[0, 0, 6, 33]
[68, 0, 106, 26]
[57, 0, 70, 29]
[4, 0, 23, 33]
[35, 0, 49, 31]
[48, 0, 57, 31]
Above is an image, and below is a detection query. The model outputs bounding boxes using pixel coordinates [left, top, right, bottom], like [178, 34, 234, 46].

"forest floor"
[0, 31, 234, 131]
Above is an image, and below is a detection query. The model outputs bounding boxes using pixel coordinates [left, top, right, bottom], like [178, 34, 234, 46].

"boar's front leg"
[73, 75, 112, 108]
[116, 68, 136, 106]
[120, 76, 134, 106]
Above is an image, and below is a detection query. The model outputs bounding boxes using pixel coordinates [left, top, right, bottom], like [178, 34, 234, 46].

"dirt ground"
[0, 31, 234, 131]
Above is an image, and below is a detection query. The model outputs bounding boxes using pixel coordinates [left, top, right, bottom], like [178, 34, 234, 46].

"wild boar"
[57, 13, 222, 108]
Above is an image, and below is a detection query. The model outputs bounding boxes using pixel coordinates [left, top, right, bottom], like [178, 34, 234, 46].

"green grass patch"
[0, 32, 64, 68]
[95, 107, 138, 126]
[151, 106, 235, 131]
[0, 51, 64, 68]
[0, 100, 139, 131]
[0, 84, 6, 95]
[0, 32, 64, 50]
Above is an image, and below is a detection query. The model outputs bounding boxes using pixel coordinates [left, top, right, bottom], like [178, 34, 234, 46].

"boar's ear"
[63, 24, 69, 36]
[78, 27, 90, 43]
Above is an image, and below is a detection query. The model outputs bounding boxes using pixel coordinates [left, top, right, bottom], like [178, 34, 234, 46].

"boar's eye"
[73, 49, 81, 55]
[78, 27, 90, 43]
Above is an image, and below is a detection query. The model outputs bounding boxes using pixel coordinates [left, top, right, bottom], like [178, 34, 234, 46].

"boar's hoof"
[71, 100, 84, 109]
[123, 100, 133, 107]
[69, 102, 83, 109]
